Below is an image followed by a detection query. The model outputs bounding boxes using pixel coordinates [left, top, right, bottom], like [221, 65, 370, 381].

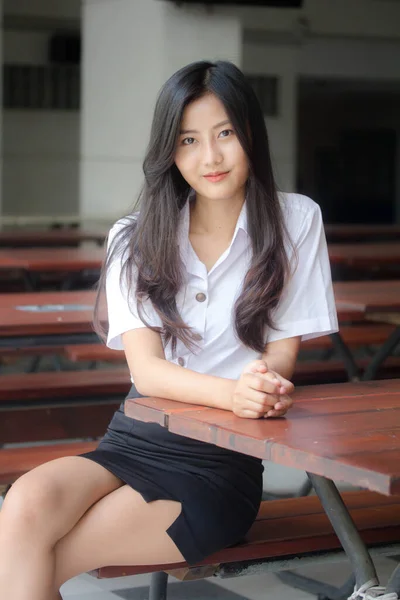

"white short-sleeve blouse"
[106, 192, 338, 380]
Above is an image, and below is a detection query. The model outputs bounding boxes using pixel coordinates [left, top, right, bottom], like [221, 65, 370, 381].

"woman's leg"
[54, 485, 184, 592]
[0, 456, 123, 600]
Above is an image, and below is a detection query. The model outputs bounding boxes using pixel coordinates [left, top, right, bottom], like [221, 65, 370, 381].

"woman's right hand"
[232, 360, 281, 419]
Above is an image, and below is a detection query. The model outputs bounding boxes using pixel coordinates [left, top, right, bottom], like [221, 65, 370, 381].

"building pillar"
[80, 0, 241, 220]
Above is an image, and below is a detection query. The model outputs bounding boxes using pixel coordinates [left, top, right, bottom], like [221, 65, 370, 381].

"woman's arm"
[122, 327, 237, 411]
[122, 327, 281, 414]
[261, 335, 301, 380]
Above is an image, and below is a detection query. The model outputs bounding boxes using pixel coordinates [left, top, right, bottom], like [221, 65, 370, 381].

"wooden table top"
[325, 224, 400, 242]
[328, 243, 400, 266]
[0, 247, 105, 272]
[334, 280, 400, 313]
[126, 379, 400, 496]
[1, 280, 398, 338]
[0, 229, 107, 248]
[0, 290, 98, 336]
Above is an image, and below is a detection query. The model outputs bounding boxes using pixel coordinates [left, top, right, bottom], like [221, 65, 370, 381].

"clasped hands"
[232, 359, 294, 419]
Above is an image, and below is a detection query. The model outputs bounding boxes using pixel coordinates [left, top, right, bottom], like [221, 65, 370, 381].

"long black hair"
[94, 60, 290, 354]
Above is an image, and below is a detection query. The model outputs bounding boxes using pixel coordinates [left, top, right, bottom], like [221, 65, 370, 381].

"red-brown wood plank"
[65, 344, 124, 363]
[325, 224, 400, 242]
[329, 243, 400, 266]
[0, 247, 105, 272]
[0, 368, 130, 402]
[333, 281, 400, 313]
[0, 403, 118, 444]
[303, 324, 397, 350]
[0, 229, 106, 248]
[0, 288, 369, 339]
[0, 441, 97, 484]
[0, 290, 97, 336]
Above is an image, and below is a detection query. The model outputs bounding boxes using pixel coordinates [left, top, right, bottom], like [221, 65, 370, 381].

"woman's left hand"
[248, 362, 294, 418]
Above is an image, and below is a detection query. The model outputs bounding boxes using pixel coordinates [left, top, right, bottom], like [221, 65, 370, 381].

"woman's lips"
[203, 171, 229, 183]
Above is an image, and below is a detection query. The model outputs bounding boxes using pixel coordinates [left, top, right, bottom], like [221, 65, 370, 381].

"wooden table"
[333, 281, 400, 380]
[0, 247, 105, 290]
[1, 284, 398, 376]
[126, 379, 400, 596]
[325, 224, 400, 243]
[0, 290, 99, 348]
[0, 229, 107, 248]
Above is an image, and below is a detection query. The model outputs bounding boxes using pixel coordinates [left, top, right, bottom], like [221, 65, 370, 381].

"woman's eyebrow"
[180, 119, 231, 135]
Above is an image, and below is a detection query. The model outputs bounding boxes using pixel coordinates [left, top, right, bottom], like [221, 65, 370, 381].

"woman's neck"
[189, 193, 245, 238]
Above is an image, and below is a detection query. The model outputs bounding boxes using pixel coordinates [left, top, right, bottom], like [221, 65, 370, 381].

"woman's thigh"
[1, 456, 123, 544]
[55, 485, 184, 589]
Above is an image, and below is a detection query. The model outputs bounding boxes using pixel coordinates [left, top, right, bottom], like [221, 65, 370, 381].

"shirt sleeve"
[106, 221, 163, 350]
[267, 200, 338, 343]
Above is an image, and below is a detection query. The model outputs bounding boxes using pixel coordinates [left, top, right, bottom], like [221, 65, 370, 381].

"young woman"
[0, 60, 338, 599]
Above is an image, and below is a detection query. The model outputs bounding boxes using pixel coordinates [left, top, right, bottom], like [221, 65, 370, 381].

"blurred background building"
[0, 0, 399, 226]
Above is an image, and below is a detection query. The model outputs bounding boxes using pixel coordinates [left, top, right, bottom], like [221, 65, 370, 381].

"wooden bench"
[1, 438, 399, 600]
[0, 368, 130, 444]
[0, 441, 97, 485]
[90, 490, 400, 599]
[292, 356, 400, 385]
[2, 379, 400, 599]
[303, 324, 397, 350]
[65, 325, 397, 365]
[63, 342, 400, 386]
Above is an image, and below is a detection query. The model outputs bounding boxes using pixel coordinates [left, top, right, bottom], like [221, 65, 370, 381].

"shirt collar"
[177, 195, 249, 253]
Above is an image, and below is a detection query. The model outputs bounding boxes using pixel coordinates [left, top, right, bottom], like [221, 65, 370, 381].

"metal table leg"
[361, 326, 400, 381]
[330, 326, 400, 382]
[149, 571, 168, 600]
[329, 333, 360, 381]
[387, 564, 400, 596]
[307, 473, 378, 592]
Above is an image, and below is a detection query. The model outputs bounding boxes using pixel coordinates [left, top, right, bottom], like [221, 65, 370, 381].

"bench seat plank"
[64, 325, 398, 364]
[93, 491, 400, 577]
[0, 368, 130, 402]
[0, 441, 97, 484]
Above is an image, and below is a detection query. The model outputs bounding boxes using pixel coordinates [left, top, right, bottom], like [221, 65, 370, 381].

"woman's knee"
[1, 473, 67, 544]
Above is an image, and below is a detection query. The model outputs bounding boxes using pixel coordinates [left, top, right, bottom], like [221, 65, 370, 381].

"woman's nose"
[202, 139, 223, 167]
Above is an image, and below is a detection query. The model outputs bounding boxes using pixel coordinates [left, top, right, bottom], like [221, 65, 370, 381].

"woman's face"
[175, 93, 249, 203]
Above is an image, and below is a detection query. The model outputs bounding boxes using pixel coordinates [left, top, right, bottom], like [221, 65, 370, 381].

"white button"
[196, 292, 207, 302]
[178, 357, 185, 367]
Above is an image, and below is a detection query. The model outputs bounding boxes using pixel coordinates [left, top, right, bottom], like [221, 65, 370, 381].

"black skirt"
[81, 385, 263, 565]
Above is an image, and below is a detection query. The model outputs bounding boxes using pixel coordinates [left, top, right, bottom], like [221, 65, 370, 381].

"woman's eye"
[182, 137, 195, 145]
[219, 129, 234, 138]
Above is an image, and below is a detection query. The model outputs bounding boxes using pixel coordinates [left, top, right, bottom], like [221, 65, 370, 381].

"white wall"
[243, 42, 298, 192]
[2, 0, 80, 217]
[2, 112, 79, 216]
[80, 0, 241, 220]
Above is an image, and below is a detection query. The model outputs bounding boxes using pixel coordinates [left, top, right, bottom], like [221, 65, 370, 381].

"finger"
[261, 371, 280, 385]
[250, 364, 268, 374]
[235, 409, 265, 419]
[240, 392, 278, 411]
[279, 381, 295, 394]
[246, 373, 280, 395]
[274, 395, 293, 412]
[264, 408, 287, 418]
[244, 360, 268, 374]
